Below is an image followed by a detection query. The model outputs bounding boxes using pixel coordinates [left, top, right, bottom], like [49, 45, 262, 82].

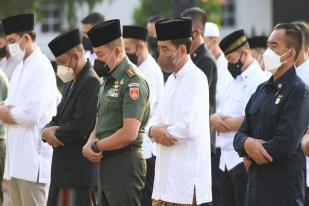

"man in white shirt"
[81, 12, 105, 65]
[204, 21, 233, 206]
[149, 18, 212, 206]
[210, 30, 267, 206]
[0, 22, 21, 80]
[294, 21, 309, 206]
[0, 13, 58, 206]
[123, 25, 164, 206]
[204, 22, 233, 123]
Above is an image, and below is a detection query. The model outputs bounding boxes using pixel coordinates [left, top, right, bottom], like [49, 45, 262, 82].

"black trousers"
[141, 156, 156, 206]
[202, 148, 223, 206]
[222, 163, 247, 206]
[305, 187, 309, 206]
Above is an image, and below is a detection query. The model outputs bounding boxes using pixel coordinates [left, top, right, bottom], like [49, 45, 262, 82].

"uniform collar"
[266, 66, 297, 91]
[191, 43, 206, 60]
[111, 56, 129, 81]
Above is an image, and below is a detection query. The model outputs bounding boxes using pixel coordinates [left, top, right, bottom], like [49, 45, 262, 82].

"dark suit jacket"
[45, 61, 100, 188]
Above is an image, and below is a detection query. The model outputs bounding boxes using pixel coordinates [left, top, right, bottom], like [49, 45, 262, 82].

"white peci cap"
[204, 22, 220, 37]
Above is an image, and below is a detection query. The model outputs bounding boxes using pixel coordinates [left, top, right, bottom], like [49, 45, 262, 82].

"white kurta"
[4, 48, 58, 184]
[139, 55, 164, 159]
[151, 57, 212, 204]
[215, 53, 233, 112]
[295, 60, 309, 187]
[216, 60, 267, 171]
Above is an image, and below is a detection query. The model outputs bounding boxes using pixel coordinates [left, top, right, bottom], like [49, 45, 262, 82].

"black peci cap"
[155, 18, 192, 41]
[2, 13, 34, 35]
[220, 29, 248, 55]
[48, 29, 81, 57]
[123, 25, 147, 41]
[87, 19, 122, 47]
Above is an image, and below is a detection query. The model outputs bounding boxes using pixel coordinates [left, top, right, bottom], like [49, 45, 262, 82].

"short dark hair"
[274, 23, 303, 60]
[147, 15, 161, 24]
[171, 37, 192, 54]
[81, 12, 105, 25]
[181, 7, 207, 35]
[18, 31, 36, 41]
[293, 21, 309, 51]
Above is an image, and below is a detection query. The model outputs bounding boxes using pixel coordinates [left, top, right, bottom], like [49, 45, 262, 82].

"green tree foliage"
[133, 0, 172, 26]
[0, 0, 104, 27]
[133, 0, 222, 26]
[197, 0, 222, 26]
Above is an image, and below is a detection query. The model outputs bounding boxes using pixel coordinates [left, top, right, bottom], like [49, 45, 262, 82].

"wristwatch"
[91, 141, 100, 153]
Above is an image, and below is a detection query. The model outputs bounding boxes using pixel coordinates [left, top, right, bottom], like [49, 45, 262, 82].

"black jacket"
[234, 68, 309, 206]
[191, 44, 218, 153]
[45, 61, 100, 188]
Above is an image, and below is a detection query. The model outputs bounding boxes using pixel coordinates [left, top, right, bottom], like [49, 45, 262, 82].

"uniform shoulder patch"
[126, 68, 137, 78]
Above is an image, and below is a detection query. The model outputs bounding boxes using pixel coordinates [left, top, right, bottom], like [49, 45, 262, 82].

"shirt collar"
[24, 47, 40, 65]
[138, 54, 151, 71]
[111, 56, 129, 81]
[239, 60, 260, 81]
[266, 66, 297, 91]
[174, 56, 192, 79]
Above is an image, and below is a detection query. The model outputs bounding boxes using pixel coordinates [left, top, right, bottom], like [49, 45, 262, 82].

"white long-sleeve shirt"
[151, 57, 212, 205]
[295, 60, 309, 187]
[216, 60, 267, 171]
[4, 48, 58, 184]
[139, 55, 164, 159]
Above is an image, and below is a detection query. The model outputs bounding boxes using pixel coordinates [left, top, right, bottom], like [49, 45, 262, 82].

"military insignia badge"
[129, 87, 139, 100]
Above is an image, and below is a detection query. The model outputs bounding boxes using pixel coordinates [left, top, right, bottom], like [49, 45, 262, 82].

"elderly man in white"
[149, 18, 212, 206]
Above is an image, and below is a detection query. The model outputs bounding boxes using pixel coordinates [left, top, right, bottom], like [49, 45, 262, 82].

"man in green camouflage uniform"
[82, 19, 150, 206]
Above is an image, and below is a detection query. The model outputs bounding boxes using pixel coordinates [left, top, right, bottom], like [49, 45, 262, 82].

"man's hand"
[42, 126, 64, 148]
[301, 132, 309, 156]
[150, 125, 177, 146]
[82, 138, 102, 163]
[243, 157, 253, 173]
[0, 106, 17, 125]
[244, 137, 273, 165]
[210, 114, 232, 133]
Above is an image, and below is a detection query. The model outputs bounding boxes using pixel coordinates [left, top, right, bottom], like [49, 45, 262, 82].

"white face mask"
[8, 42, 25, 61]
[57, 65, 75, 83]
[263, 48, 290, 73]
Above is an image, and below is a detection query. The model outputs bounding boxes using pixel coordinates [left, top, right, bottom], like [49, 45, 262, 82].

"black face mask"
[147, 37, 157, 51]
[0, 47, 7, 58]
[127, 53, 138, 65]
[227, 54, 243, 78]
[82, 36, 93, 53]
[93, 59, 111, 77]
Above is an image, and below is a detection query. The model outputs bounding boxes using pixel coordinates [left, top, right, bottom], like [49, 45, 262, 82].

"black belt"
[103, 144, 140, 159]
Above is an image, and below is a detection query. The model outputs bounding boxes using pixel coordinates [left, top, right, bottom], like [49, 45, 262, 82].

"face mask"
[8, 42, 25, 61]
[93, 48, 115, 77]
[82, 36, 93, 53]
[263, 48, 290, 73]
[127, 53, 138, 65]
[57, 56, 75, 82]
[0, 47, 6, 58]
[227, 53, 243, 78]
[158, 48, 181, 73]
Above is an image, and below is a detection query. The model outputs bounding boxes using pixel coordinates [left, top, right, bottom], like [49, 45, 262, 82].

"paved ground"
[3, 180, 12, 206]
